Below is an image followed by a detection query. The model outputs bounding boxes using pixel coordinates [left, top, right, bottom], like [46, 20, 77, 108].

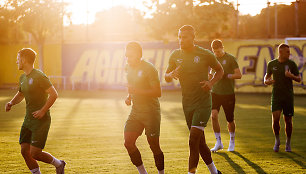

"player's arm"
[165, 66, 180, 82]
[264, 73, 275, 85]
[227, 68, 242, 79]
[285, 70, 301, 82]
[201, 61, 224, 91]
[5, 91, 24, 112]
[32, 86, 58, 119]
[165, 51, 179, 82]
[264, 61, 275, 85]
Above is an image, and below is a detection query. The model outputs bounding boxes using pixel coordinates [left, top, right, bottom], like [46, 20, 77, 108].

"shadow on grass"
[279, 152, 306, 169]
[231, 151, 267, 174]
[52, 99, 82, 137]
[214, 152, 246, 174]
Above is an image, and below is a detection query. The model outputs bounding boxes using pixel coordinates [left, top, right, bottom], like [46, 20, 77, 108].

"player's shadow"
[231, 151, 267, 174]
[278, 152, 306, 169]
[214, 152, 246, 174]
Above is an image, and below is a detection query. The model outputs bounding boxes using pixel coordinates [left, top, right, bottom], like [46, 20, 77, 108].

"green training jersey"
[267, 59, 299, 99]
[19, 69, 52, 128]
[126, 60, 161, 115]
[212, 52, 239, 95]
[166, 45, 219, 108]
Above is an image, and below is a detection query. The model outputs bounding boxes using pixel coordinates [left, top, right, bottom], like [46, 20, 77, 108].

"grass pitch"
[0, 90, 305, 173]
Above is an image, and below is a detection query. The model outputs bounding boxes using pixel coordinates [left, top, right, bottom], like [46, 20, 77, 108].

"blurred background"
[0, 0, 305, 93]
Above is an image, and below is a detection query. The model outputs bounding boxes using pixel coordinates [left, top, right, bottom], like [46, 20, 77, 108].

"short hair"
[278, 43, 289, 50]
[18, 48, 36, 64]
[211, 39, 224, 49]
[179, 25, 195, 36]
[126, 41, 142, 58]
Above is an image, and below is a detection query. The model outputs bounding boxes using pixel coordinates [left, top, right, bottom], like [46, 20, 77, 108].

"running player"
[264, 43, 301, 152]
[124, 42, 164, 174]
[5, 48, 66, 174]
[209, 39, 242, 152]
[165, 25, 223, 174]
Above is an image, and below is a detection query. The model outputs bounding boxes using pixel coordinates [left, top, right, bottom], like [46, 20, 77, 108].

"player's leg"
[30, 123, 65, 174]
[19, 126, 41, 174]
[20, 143, 41, 174]
[223, 94, 236, 151]
[189, 107, 221, 174]
[283, 97, 294, 152]
[124, 119, 147, 174]
[283, 116, 292, 152]
[30, 146, 66, 174]
[198, 131, 221, 174]
[210, 93, 223, 152]
[188, 126, 203, 173]
[145, 114, 164, 174]
[272, 110, 282, 152]
[147, 136, 164, 174]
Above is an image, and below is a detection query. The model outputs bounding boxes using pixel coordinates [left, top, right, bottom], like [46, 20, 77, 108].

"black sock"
[154, 152, 164, 171]
[129, 149, 143, 167]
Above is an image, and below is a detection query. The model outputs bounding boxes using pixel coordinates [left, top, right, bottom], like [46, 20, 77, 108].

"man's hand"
[285, 69, 293, 78]
[125, 96, 132, 106]
[5, 102, 13, 112]
[32, 110, 46, 119]
[169, 66, 181, 80]
[200, 80, 213, 91]
[264, 77, 275, 85]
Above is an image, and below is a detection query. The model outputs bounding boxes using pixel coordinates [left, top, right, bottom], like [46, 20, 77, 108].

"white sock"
[158, 169, 165, 174]
[214, 132, 221, 144]
[188, 172, 195, 174]
[229, 132, 235, 142]
[137, 164, 148, 174]
[30, 168, 41, 174]
[207, 161, 218, 174]
[51, 156, 62, 167]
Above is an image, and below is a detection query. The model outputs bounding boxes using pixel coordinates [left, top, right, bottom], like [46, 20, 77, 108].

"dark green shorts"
[19, 120, 51, 149]
[271, 97, 294, 116]
[183, 106, 211, 129]
[124, 113, 161, 137]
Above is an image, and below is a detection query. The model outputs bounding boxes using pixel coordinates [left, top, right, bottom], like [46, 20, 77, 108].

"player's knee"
[20, 147, 29, 157]
[211, 111, 218, 120]
[284, 116, 292, 122]
[227, 117, 234, 123]
[30, 150, 41, 160]
[189, 131, 200, 148]
[124, 140, 135, 150]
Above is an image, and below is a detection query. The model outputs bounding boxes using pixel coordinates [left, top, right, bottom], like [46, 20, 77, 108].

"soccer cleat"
[273, 143, 280, 152]
[210, 142, 223, 152]
[227, 141, 235, 152]
[285, 144, 291, 152]
[56, 160, 66, 174]
[217, 170, 222, 174]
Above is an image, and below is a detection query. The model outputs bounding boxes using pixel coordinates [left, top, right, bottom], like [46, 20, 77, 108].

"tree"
[143, 0, 235, 41]
[4, 0, 67, 71]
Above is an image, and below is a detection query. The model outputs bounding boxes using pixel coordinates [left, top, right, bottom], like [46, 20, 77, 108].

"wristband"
[227, 74, 233, 79]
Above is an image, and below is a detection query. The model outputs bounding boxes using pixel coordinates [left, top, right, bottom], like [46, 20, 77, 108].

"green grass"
[0, 90, 305, 173]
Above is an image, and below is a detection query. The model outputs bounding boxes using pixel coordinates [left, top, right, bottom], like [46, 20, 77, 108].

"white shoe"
[56, 160, 66, 174]
[228, 141, 235, 152]
[210, 142, 223, 152]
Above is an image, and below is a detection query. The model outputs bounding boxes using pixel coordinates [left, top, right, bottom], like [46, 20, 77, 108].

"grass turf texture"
[0, 90, 305, 173]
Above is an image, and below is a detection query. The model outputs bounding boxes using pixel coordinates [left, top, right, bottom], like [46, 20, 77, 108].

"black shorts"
[212, 93, 235, 122]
